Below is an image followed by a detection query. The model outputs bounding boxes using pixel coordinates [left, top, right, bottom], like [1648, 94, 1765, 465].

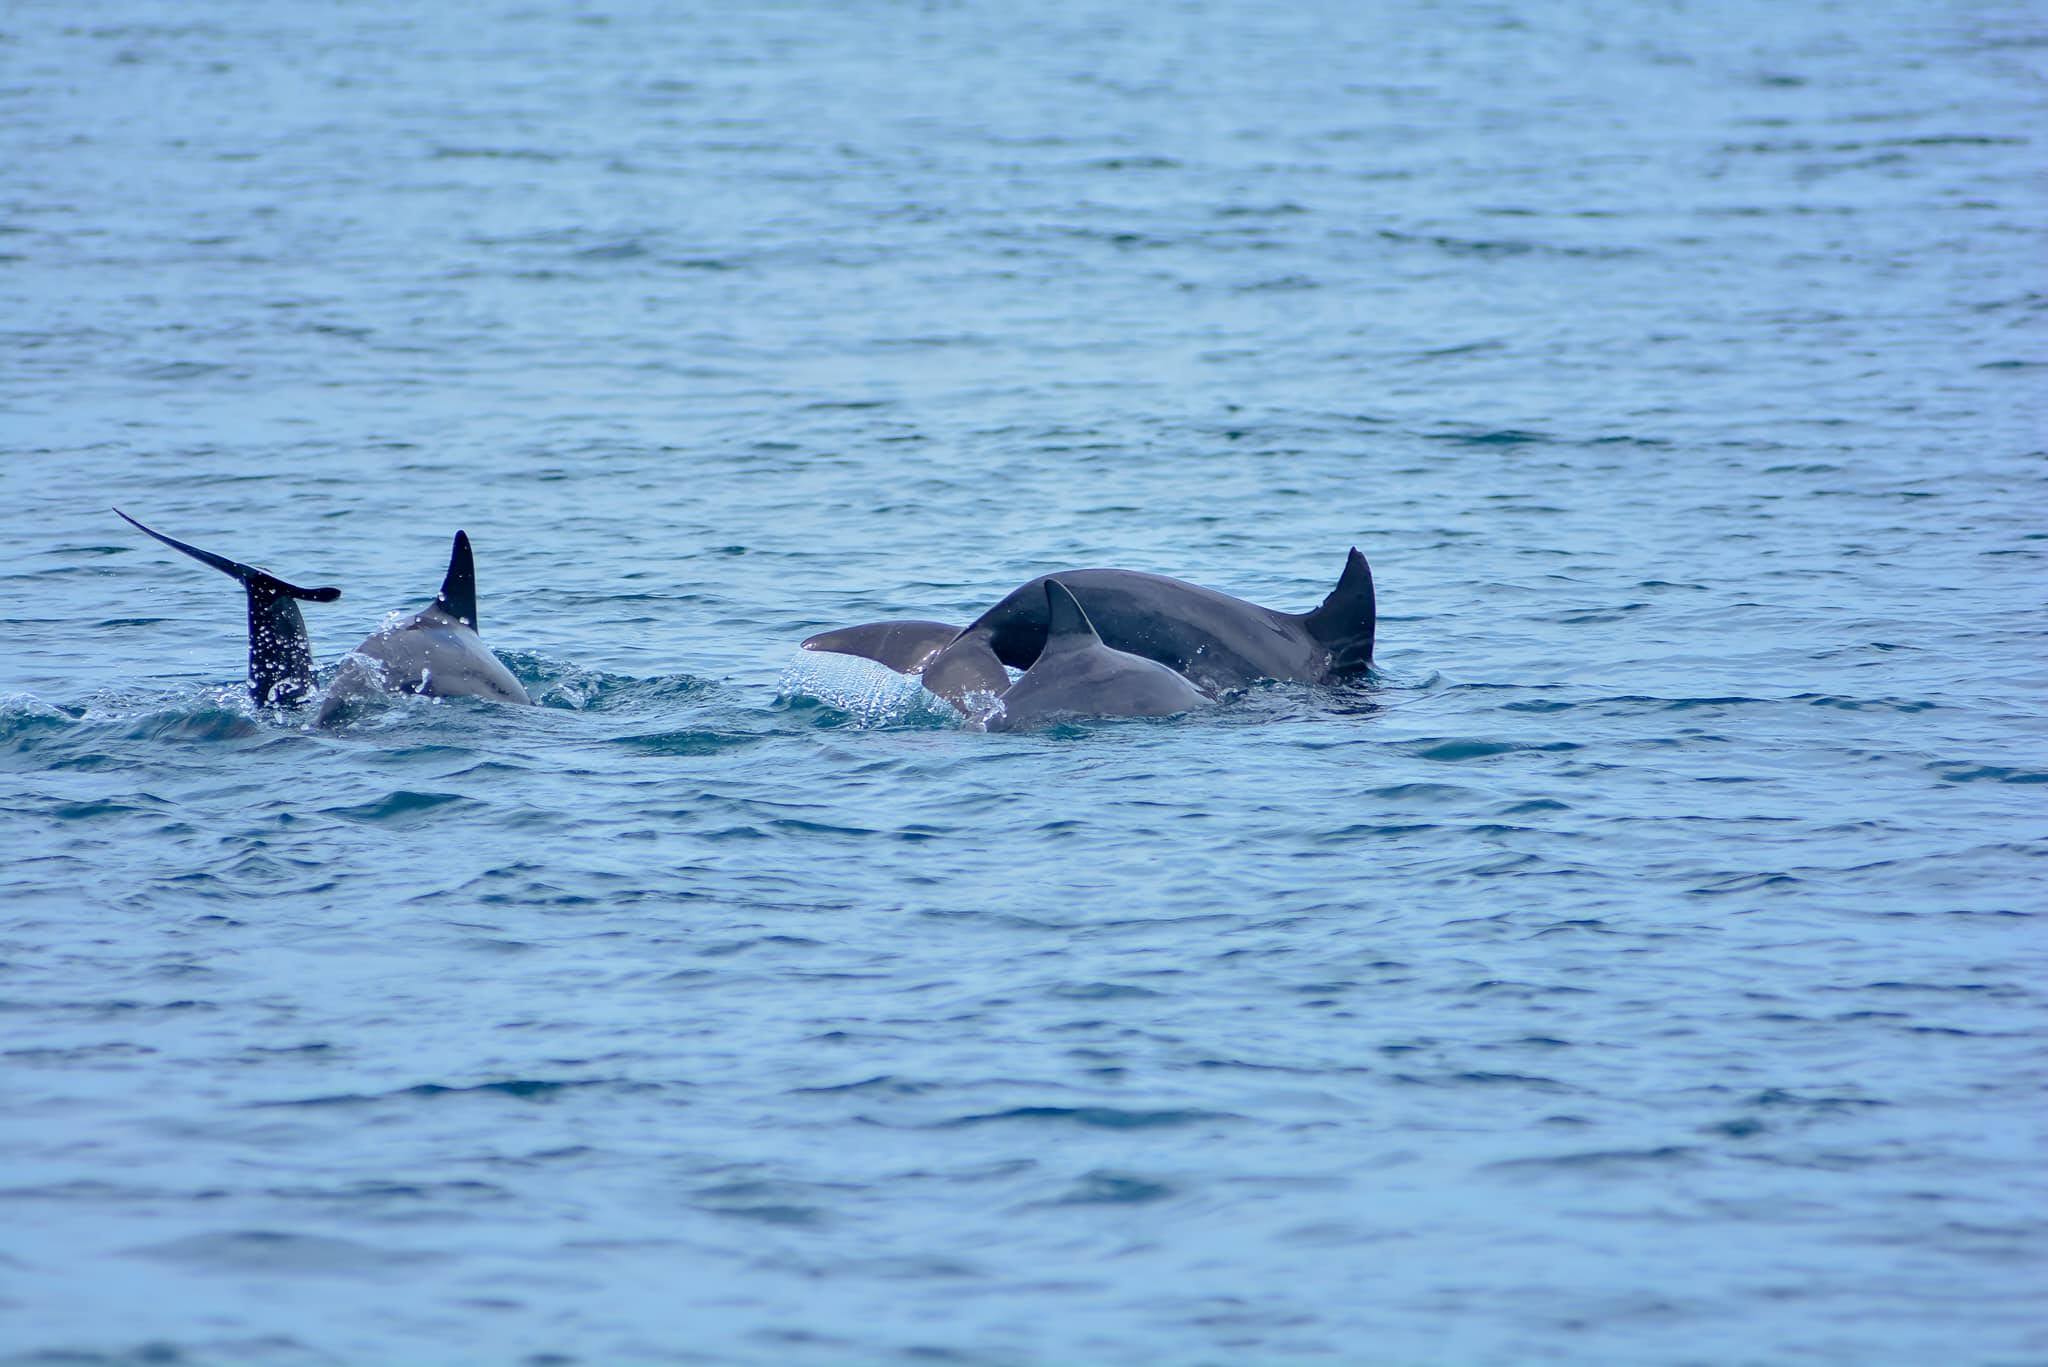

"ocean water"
[4, 0, 2045, 1362]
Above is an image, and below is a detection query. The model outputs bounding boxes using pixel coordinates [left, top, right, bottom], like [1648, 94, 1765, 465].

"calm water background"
[4, 1, 2045, 1362]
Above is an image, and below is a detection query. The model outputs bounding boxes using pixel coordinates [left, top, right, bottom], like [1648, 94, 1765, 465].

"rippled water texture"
[4, 1, 2045, 1362]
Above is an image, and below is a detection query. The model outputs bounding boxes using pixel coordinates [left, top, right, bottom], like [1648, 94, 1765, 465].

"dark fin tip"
[115, 507, 337, 602]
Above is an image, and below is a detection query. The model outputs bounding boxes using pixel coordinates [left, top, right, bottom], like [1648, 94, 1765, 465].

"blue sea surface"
[4, 1, 2045, 1362]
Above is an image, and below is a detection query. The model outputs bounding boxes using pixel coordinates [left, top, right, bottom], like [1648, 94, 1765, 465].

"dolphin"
[313, 530, 531, 723]
[985, 580, 1214, 732]
[809, 549, 1376, 698]
[114, 510, 532, 720]
[114, 508, 342, 707]
[944, 549, 1376, 693]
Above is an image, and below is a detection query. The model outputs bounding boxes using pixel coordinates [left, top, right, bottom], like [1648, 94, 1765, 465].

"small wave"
[573, 240, 646, 260]
[0, 1334, 338, 1366]
[611, 728, 762, 756]
[123, 705, 266, 744]
[1925, 761, 2046, 785]
[1409, 338, 1507, 361]
[1691, 872, 1802, 895]
[1795, 692, 1940, 713]
[47, 796, 170, 822]
[790, 1074, 934, 1097]
[253, 1077, 639, 1108]
[11, 689, 303, 750]
[1234, 273, 1320, 293]
[429, 144, 560, 162]
[502, 654, 705, 712]
[1377, 228, 1640, 260]
[1487, 1145, 1701, 1174]
[1048, 981, 1164, 1001]
[1357, 782, 1472, 802]
[128, 1229, 442, 1277]
[134, 359, 228, 382]
[1083, 155, 1182, 171]
[936, 1106, 1237, 1130]
[1423, 426, 1555, 446]
[0, 693, 80, 750]
[696, 1200, 827, 1228]
[1396, 737, 1582, 762]
[1393, 1070, 1574, 1092]
[319, 790, 476, 824]
[306, 680, 529, 732]
[1046, 1170, 1175, 1205]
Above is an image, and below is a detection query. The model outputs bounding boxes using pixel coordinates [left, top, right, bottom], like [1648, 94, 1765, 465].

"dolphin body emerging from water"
[802, 548, 1376, 709]
[114, 510, 531, 720]
[312, 529, 531, 724]
[984, 581, 1214, 731]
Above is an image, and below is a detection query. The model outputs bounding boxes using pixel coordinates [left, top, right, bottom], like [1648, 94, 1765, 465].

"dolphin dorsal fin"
[434, 530, 479, 630]
[1302, 546, 1375, 674]
[1042, 579, 1100, 650]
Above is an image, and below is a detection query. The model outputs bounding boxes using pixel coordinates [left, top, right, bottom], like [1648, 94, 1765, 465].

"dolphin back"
[987, 579, 1212, 731]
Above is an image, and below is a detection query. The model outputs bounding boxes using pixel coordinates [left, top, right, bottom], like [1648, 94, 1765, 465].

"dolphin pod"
[114, 509, 531, 722]
[802, 547, 1377, 726]
[115, 509, 1374, 730]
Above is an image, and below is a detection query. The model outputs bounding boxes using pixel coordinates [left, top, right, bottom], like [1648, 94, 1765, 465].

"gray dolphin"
[985, 580, 1214, 732]
[115, 510, 531, 720]
[945, 549, 1376, 693]
[810, 548, 1376, 698]
[115, 508, 342, 707]
[314, 530, 531, 724]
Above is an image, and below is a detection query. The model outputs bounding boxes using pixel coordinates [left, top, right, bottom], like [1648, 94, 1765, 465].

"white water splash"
[775, 649, 961, 728]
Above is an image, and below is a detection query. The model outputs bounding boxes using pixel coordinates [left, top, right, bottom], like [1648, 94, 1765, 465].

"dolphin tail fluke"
[113, 507, 341, 706]
[1042, 579, 1101, 649]
[114, 508, 342, 604]
[801, 619, 963, 674]
[434, 530, 479, 630]
[1302, 547, 1375, 675]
